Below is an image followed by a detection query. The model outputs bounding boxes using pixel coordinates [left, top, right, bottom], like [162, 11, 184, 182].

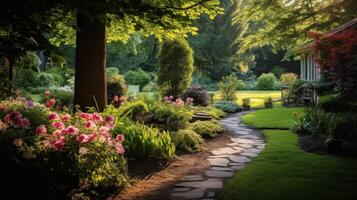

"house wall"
[300, 51, 320, 81]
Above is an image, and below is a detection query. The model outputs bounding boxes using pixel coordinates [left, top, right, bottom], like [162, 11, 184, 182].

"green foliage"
[114, 119, 175, 160]
[14, 69, 38, 90]
[151, 104, 176, 122]
[106, 67, 120, 80]
[166, 110, 192, 131]
[172, 129, 203, 153]
[119, 100, 149, 120]
[280, 73, 297, 86]
[264, 96, 273, 108]
[193, 106, 226, 119]
[181, 85, 209, 106]
[142, 81, 158, 92]
[271, 66, 286, 77]
[188, 120, 223, 138]
[124, 68, 151, 90]
[218, 75, 245, 101]
[107, 74, 128, 103]
[214, 101, 241, 113]
[157, 38, 194, 97]
[51, 89, 74, 107]
[257, 73, 277, 90]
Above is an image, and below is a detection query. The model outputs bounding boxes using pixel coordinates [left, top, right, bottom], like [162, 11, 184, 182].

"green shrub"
[51, 89, 74, 107]
[214, 101, 241, 113]
[106, 67, 119, 80]
[194, 106, 226, 119]
[114, 119, 176, 159]
[142, 81, 158, 92]
[181, 85, 209, 106]
[151, 104, 176, 122]
[264, 97, 273, 108]
[157, 38, 194, 97]
[218, 75, 245, 101]
[14, 69, 38, 89]
[119, 100, 149, 120]
[280, 73, 297, 86]
[107, 74, 128, 103]
[257, 73, 277, 90]
[124, 68, 151, 90]
[188, 120, 224, 138]
[166, 110, 192, 131]
[172, 129, 203, 153]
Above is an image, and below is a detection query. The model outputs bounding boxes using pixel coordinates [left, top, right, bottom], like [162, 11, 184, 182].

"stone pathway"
[170, 112, 265, 200]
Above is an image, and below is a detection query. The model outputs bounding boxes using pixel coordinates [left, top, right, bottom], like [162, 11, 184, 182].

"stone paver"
[170, 112, 265, 200]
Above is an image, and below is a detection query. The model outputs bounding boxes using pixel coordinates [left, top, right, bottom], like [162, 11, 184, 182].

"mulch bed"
[110, 131, 232, 200]
[299, 134, 357, 158]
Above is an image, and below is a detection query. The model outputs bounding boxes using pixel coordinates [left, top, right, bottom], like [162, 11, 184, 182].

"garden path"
[170, 112, 265, 200]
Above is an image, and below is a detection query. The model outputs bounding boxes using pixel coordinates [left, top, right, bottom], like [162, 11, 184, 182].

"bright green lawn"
[213, 91, 282, 108]
[242, 107, 304, 129]
[221, 108, 357, 200]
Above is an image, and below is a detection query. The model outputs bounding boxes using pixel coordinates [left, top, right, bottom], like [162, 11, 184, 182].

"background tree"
[218, 74, 245, 101]
[157, 38, 194, 97]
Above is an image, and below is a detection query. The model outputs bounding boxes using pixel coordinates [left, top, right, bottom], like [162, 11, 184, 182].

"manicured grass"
[221, 130, 357, 200]
[221, 108, 357, 200]
[242, 107, 304, 129]
[212, 91, 282, 108]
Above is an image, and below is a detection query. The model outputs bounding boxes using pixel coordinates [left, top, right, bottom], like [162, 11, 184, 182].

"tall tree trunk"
[74, 12, 107, 112]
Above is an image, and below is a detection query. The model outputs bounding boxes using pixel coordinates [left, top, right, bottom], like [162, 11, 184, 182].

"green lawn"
[212, 90, 282, 108]
[242, 107, 304, 129]
[221, 108, 357, 200]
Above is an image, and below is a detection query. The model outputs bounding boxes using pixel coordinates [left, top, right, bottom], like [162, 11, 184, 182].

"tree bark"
[74, 12, 107, 112]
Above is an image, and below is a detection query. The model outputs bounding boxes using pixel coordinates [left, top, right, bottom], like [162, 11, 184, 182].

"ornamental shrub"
[257, 73, 277, 90]
[124, 68, 151, 90]
[188, 120, 224, 138]
[119, 100, 149, 120]
[172, 129, 203, 153]
[280, 73, 298, 86]
[181, 85, 209, 106]
[114, 119, 176, 159]
[218, 75, 245, 101]
[157, 38, 194, 97]
[213, 101, 241, 113]
[166, 110, 192, 131]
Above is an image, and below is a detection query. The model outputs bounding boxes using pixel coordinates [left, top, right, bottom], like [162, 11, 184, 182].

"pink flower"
[48, 112, 59, 121]
[173, 98, 185, 107]
[45, 90, 51, 97]
[52, 122, 65, 130]
[116, 134, 125, 143]
[36, 125, 47, 135]
[21, 118, 30, 128]
[114, 143, 125, 155]
[66, 126, 79, 135]
[105, 115, 114, 123]
[91, 113, 103, 122]
[76, 134, 88, 143]
[99, 126, 110, 137]
[46, 98, 56, 108]
[85, 121, 96, 129]
[113, 95, 119, 102]
[87, 132, 97, 143]
[61, 114, 71, 122]
[80, 113, 89, 120]
[169, 95, 174, 100]
[53, 140, 65, 151]
[79, 147, 88, 155]
[186, 97, 194, 104]
[52, 130, 63, 137]
[119, 96, 126, 102]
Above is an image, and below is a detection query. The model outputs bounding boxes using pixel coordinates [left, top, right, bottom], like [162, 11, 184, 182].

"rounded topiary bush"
[213, 101, 241, 113]
[172, 129, 203, 153]
[257, 73, 277, 90]
[181, 85, 209, 106]
[107, 74, 127, 103]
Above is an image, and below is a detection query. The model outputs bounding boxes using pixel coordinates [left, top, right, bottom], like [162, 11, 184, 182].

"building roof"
[295, 18, 357, 52]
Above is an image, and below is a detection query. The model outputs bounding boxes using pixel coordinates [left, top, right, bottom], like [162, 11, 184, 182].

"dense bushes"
[218, 75, 244, 101]
[157, 38, 194, 97]
[119, 100, 149, 120]
[188, 120, 224, 138]
[114, 119, 175, 159]
[257, 73, 277, 90]
[181, 85, 209, 106]
[172, 129, 203, 153]
[124, 68, 151, 90]
[166, 110, 192, 131]
[214, 101, 241, 113]
[280, 73, 297, 86]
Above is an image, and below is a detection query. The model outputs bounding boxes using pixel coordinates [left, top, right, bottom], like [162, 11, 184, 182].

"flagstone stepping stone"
[180, 174, 204, 181]
[175, 178, 223, 189]
[170, 112, 266, 200]
[211, 167, 235, 171]
[208, 158, 230, 167]
[171, 188, 205, 199]
[206, 170, 234, 178]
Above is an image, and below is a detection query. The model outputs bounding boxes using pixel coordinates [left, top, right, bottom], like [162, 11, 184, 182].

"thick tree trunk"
[74, 12, 107, 112]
